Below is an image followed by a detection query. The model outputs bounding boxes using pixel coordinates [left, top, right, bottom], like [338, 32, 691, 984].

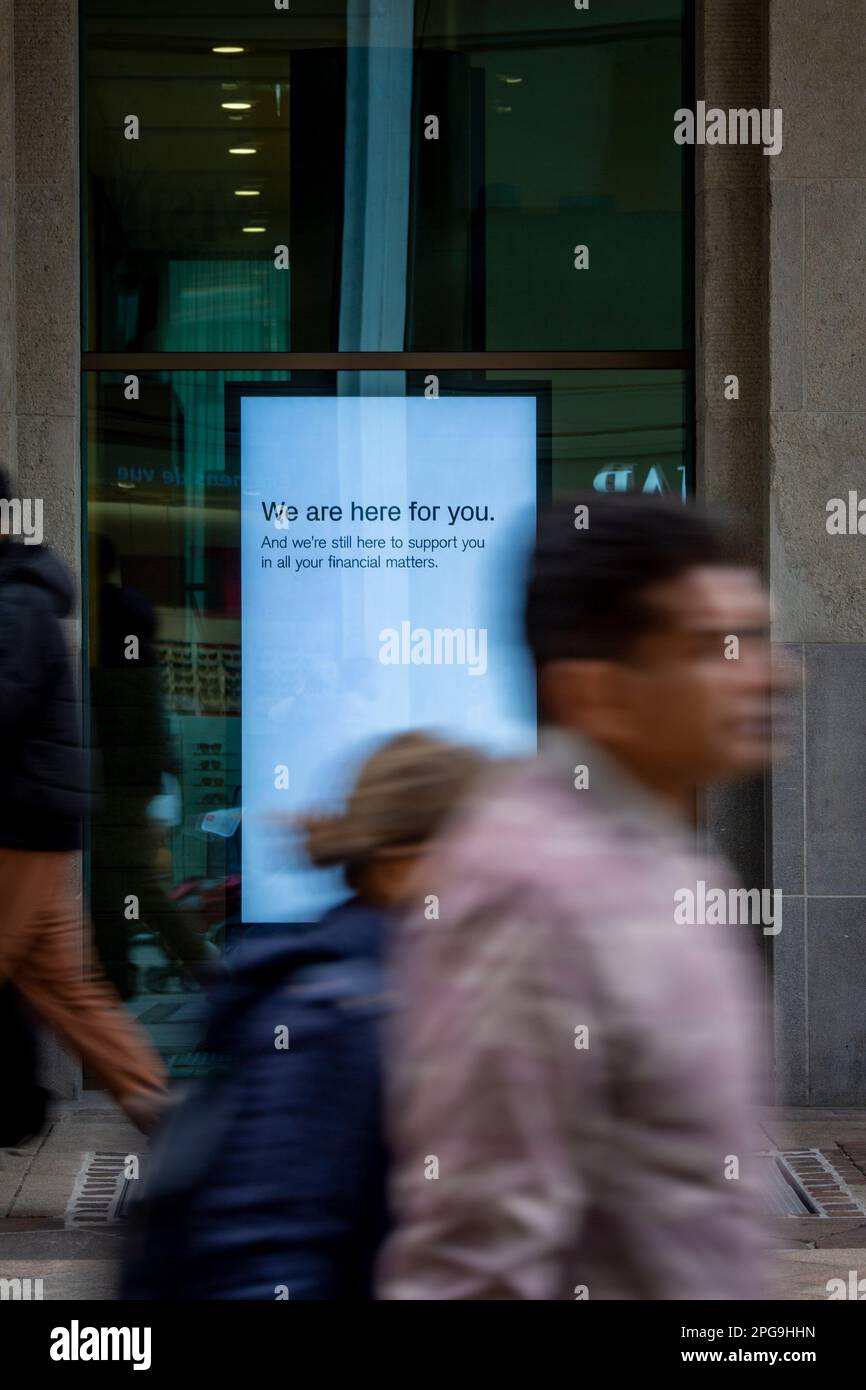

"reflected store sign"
[593, 464, 687, 497]
[112, 465, 239, 490]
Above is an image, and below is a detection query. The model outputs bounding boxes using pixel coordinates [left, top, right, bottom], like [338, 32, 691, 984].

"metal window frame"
[82, 351, 693, 371]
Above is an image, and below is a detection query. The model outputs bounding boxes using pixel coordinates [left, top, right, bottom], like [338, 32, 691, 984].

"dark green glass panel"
[82, 0, 689, 352]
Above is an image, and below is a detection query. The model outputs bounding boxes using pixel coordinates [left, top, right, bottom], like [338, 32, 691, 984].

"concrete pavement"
[3, 1097, 866, 1300]
[0, 1094, 139, 1300]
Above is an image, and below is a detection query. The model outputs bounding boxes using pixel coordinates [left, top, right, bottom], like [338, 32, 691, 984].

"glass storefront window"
[84, 369, 690, 1061]
[82, 0, 693, 1066]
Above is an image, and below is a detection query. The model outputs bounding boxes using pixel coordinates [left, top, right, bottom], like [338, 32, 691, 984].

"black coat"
[0, 540, 90, 850]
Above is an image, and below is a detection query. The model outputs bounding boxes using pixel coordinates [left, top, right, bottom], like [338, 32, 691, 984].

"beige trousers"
[0, 848, 166, 1104]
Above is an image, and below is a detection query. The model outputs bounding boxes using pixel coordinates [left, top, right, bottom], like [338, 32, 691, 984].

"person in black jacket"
[0, 467, 165, 1130]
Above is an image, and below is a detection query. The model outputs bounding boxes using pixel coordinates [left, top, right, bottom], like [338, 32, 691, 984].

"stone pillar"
[1, 0, 82, 1099]
[767, 0, 866, 1104]
[694, 3, 771, 977]
[0, 0, 17, 480]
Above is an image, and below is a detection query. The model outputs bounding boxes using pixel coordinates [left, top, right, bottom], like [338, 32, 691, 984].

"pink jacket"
[378, 732, 769, 1300]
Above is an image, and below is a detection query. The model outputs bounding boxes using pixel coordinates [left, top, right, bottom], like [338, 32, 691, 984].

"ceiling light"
[242, 226, 266, 233]
[222, 102, 252, 110]
[213, 46, 245, 54]
[497, 74, 523, 85]
[234, 189, 260, 196]
[229, 147, 257, 155]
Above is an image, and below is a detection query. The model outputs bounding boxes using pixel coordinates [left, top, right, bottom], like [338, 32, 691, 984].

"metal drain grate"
[755, 1153, 816, 1215]
[779, 1148, 866, 1217]
[65, 1151, 136, 1227]
[755, 1149, 866, 1218]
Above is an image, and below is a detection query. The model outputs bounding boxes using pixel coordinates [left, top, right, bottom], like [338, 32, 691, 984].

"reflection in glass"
[83, 0, 688, 351]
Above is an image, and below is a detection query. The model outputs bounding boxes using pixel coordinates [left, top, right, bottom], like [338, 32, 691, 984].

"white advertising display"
[241, 394, 538, 922]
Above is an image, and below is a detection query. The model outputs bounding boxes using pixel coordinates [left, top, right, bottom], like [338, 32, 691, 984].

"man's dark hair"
[525, 493, 736, 666]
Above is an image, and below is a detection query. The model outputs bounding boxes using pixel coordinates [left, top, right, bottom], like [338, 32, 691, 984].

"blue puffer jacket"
[122, 898, 391, 1300]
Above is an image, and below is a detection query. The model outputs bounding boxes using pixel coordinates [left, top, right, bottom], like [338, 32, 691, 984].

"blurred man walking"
[379, 495, 786, 1300]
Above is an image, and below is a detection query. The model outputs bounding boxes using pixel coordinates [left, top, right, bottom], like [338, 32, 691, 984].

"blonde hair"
[298, 732, 486, 885]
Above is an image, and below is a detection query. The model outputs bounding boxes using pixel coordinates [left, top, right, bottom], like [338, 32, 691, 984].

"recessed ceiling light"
[234, 189, 260, 196]
[496, 73, 523, 85]
[229, 147, 257, 155]
[242, 226, 266, 233]
[228, 116, 243, 122]
[222, 102, 252, 110]
[221, 83, 239, 91]
[213, 46, 245, 54]
[494, 105, 513, 114]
